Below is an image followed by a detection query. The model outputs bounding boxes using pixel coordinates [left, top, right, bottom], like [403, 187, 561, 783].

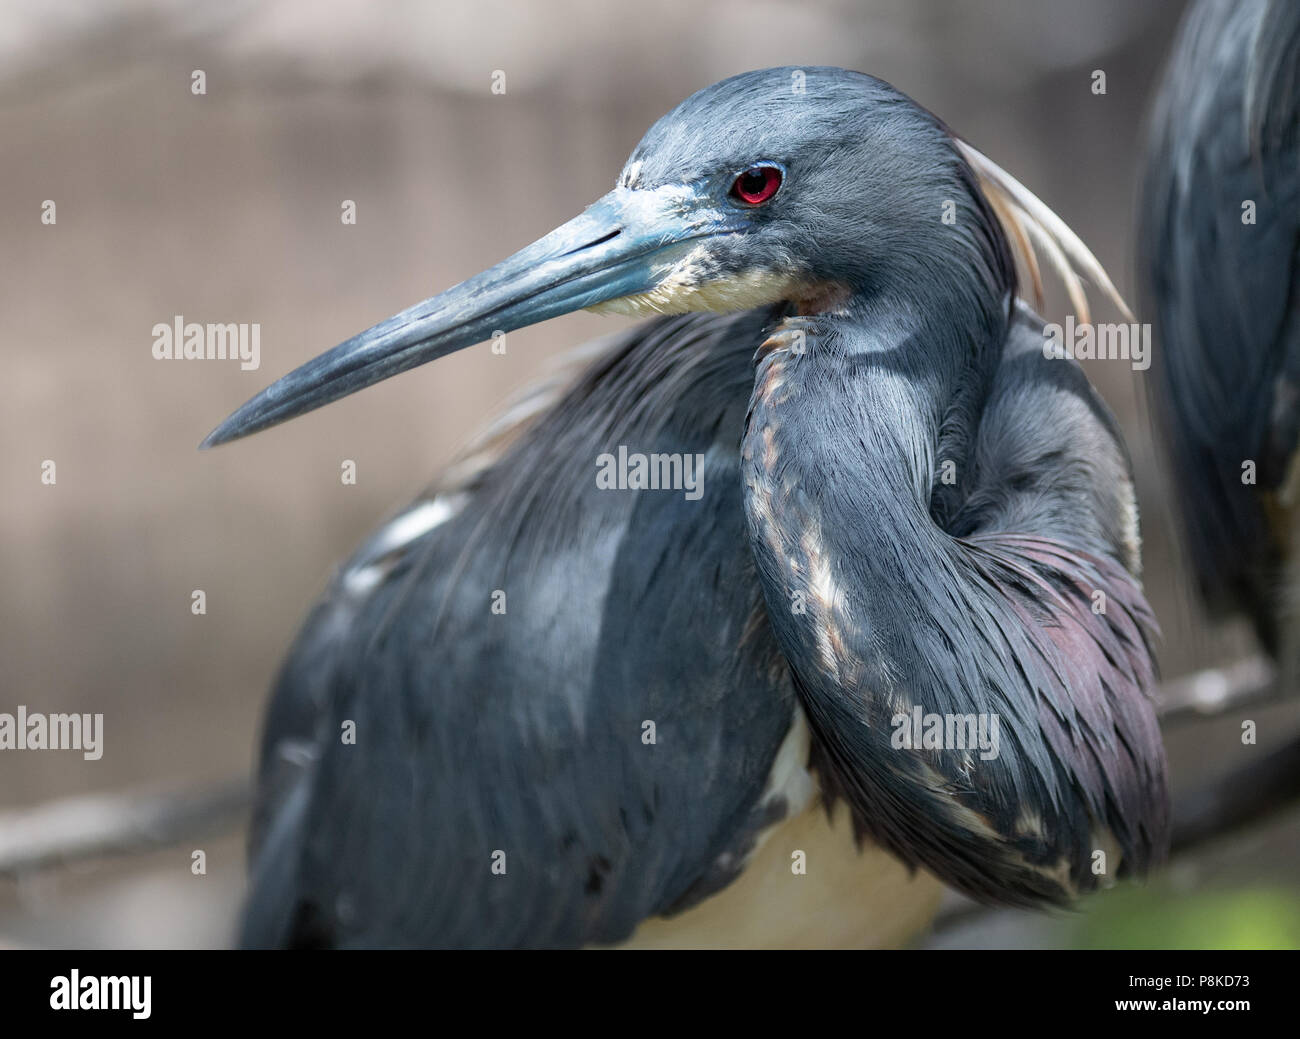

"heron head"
[203, 67, 1009, 447]
[596, 66, 1013, 317]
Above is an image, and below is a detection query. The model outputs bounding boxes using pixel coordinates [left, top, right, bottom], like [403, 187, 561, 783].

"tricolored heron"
[1141, 0, 1299, 682]
[206, 67, 1169, 948]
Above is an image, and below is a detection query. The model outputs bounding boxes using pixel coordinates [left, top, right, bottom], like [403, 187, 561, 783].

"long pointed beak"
[201, 187, 732, 448]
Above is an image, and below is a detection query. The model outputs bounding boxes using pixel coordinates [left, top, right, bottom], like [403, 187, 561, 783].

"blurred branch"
[1159, 657, 1300, 853]
[1155, 654, 1280, 724]
[0, 779, 250, 877]
[0, 657, 1292, 885]
[1171, 733, 1300, 854]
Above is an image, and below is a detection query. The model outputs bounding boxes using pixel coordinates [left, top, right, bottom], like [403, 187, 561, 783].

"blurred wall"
[2, 0, 1294, 948]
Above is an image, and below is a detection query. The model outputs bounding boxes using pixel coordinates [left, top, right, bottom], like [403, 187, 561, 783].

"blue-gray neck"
[738, 273, 1150, 903]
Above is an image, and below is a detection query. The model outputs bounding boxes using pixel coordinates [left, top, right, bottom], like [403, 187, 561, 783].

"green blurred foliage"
[1079, 887, 1300, 949]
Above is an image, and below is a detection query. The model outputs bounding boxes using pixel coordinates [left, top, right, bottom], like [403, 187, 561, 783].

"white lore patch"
[588, 247, 805, 318]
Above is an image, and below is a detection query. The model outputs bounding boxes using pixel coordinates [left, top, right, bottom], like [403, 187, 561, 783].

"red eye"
[731, 165, 782, 205]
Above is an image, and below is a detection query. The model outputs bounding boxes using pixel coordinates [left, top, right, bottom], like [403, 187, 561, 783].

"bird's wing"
[242, 307, 808, 948]
[1140, 0, 1300, 647]
[741, 308, 1166, 907]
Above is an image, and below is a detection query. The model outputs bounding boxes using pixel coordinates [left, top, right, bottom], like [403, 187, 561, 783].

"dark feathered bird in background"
[1141, 0, 1299, 682]
[206, 66, 1169, 948]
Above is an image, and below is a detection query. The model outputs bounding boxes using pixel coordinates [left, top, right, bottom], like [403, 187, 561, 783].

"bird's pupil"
[733, 166, 780, 204]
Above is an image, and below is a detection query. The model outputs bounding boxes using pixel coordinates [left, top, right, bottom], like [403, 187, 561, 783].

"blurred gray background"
[2, 0, 1296, 948]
